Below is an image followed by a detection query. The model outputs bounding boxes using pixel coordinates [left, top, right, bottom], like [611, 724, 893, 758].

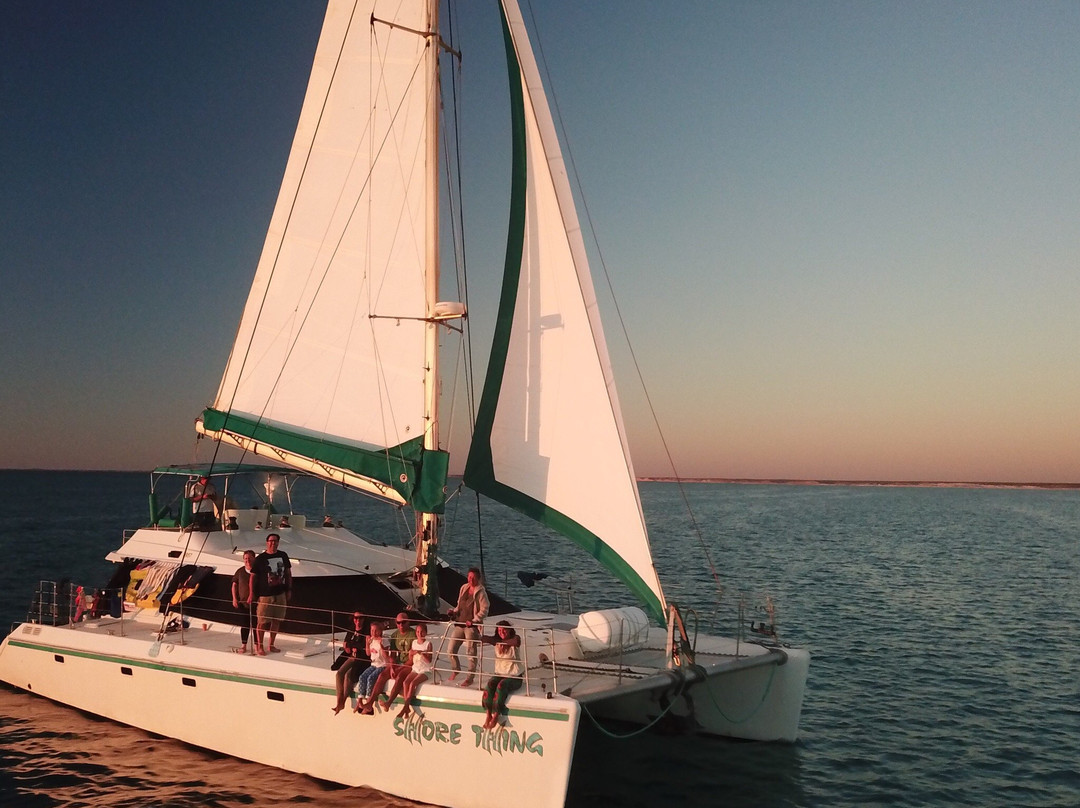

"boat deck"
[35, 608, 786, 708]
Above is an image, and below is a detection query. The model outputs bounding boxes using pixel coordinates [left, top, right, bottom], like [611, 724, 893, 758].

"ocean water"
[1, 470, 1078, 807]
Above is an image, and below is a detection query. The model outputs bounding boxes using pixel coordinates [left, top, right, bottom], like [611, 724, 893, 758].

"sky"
[2, 1, 1078, 483]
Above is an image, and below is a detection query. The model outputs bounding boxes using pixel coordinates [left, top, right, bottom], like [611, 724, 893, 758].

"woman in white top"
[480, 621, 523, 729]
[396, 622, 433, 719]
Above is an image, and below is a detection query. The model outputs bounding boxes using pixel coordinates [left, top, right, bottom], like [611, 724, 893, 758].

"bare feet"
[234, 647, 246, 654]
[268, 646, 281, 653]
[398, 707, 411, 719]
[459, 677, 474, 688]
[447, 671, 458, 681]
[256, 646, 267, 656]
[332, 705, 343, 715]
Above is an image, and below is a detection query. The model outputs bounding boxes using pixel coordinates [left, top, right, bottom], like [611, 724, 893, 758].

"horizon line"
[2, 468, 1077, 490]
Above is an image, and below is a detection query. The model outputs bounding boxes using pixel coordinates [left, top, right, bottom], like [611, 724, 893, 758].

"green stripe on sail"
[202, 409, 447, 513]
[478, 477, 664, 625]
[463, 9, 662, 625]
[463, 5, 526, 495]
[463, 5, 527, 496]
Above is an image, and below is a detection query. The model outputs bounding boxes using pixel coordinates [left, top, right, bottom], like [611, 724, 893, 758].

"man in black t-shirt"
[250, 533, 292, 655]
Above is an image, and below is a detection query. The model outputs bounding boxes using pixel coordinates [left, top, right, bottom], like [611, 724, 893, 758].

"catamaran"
[0, 2, 808, 806]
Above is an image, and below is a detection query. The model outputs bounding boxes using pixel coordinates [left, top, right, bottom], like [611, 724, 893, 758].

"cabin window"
[121, 667, 133, 676]
[267, 691, 284, 702]
[182, 677, 196, 687]
[53, 654, 64, 663]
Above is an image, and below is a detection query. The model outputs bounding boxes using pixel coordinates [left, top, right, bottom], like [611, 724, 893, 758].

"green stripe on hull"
[9, 639, 570, 722]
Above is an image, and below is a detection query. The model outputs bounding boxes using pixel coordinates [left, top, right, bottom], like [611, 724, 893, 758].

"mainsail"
[465, 1, 667, 623]
[199, 0, 447, 512]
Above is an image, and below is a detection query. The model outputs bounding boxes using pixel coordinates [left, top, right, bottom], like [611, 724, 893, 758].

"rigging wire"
[442, 2, 486, 575]
[187, 7, 434, 565]
[183, 1, 368, 558]
[521, 0, 724, 603]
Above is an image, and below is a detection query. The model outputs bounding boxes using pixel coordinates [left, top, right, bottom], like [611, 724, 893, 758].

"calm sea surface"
[1, 470, 1077, 807]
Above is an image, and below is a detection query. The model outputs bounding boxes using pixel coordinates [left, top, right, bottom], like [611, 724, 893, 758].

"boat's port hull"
[0, 623, 579, 808]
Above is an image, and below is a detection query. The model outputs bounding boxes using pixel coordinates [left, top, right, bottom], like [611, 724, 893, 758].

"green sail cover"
[202, 409, 447, 513]
[464, 5, 665, 624]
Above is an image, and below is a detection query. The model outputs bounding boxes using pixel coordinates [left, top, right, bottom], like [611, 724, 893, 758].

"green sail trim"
[463, 9, 663, 625]
[202, 409, 447, 513]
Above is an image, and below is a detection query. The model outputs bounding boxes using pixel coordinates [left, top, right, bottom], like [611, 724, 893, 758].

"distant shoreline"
[3, 468, 1077, 491]
[637, 478, 1080, 490]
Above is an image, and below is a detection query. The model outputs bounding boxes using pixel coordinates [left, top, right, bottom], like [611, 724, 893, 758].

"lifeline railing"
[28, 573, 785, 677]
[29, 578, 562, 695]
[429, 621, 558, 699]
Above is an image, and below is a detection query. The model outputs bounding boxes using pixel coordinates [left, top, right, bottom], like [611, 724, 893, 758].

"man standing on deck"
[446, 567, 489, 687]
[187, 475, 219, 531]
[250, 533, 291, 656]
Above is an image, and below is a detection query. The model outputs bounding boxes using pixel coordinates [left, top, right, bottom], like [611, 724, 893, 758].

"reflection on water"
[568, 716, 805, 808]
[3, 475, 1080, 807]
[0, 684, 808, 808]
[0, 686, 407, 808]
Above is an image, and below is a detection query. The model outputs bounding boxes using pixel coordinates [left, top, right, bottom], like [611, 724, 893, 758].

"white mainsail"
[466, 1, 667, 622]
[199, 1, 447, 509]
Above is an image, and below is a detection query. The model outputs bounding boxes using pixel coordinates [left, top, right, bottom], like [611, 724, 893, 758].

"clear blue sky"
[3, 1, 1078, 483]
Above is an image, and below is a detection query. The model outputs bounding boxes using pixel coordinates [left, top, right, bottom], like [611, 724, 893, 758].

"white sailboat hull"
[0, 609, 807, 805]
[0, 621, 579, 808]
[582, 646, 809, 743]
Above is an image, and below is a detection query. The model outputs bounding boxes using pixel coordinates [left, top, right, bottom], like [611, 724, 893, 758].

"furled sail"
[464, 0, 666, 622]
[200, 0, 447, 512]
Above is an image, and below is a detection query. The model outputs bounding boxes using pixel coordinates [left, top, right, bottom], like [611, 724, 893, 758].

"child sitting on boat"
[354, 622, 388, 713]
[396, 621, 433, 719]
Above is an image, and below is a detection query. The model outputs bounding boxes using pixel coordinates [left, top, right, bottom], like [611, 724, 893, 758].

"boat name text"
[393, 714, 544, 757]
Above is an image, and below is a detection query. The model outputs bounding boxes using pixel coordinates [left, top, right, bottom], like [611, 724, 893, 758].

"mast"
[417, 0, 442, 616]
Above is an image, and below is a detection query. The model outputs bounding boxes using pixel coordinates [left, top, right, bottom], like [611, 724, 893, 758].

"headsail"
[464, 0, 666, 623]
[199, 0, 447, 512]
